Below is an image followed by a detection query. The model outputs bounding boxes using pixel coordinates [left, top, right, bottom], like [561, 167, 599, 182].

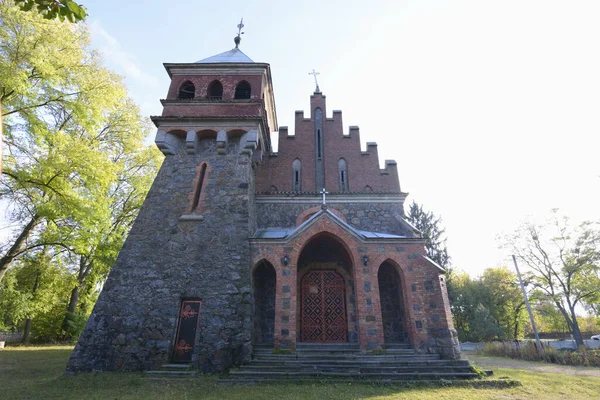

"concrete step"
[385, 343, 411, 348]
[253, 354, 441, 362]
[249, 359, 470, 367]
[160, 363, 194, 370]
[239, 364, 473, 372]
[143, 370, 199, 377]
[228, 370, 479, 380]
[296, 343, 360, 349]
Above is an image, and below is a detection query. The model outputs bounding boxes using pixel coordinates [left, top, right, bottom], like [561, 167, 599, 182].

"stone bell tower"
[67, 31, 277, 372]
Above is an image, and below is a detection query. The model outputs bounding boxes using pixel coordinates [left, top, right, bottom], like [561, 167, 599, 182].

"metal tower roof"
[195, 47, 254, 63]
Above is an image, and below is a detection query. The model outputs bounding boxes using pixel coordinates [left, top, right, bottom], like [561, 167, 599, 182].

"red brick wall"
[166, 74, 264, 101]
[249, 209, 452, 352]
[255, 93, 400, 193]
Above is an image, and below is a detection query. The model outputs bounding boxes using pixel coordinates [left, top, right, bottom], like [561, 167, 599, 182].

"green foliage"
[13, 0, 86, 22]
[0, 1, 162, 341]
[406, 201, 450, 270]
[449, 267, 527, 342]
[469, 304, 503, 342]
[60, 311, 86, 341]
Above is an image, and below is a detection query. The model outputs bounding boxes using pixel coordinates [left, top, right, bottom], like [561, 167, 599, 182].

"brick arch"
[226, 128, 249, 135]
[251, 254, 280, 275]
[252, 259, 277, 344]
[295, 207, 347, 227]
[166, 129, 187, 138]
[375, 258, 414, 346]
[295, 232, 357, 343]
[177, 80, 196, 99]
[196, 129, 218, 139]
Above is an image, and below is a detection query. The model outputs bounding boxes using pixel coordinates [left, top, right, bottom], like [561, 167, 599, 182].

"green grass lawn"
[1, 345, 599, 399]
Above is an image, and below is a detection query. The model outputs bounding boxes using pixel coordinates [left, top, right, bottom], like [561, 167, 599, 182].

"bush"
[482, 341, 600, 367]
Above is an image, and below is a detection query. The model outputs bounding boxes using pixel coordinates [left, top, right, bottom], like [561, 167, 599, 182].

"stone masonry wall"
[67, 135, 256, 373]
[256, 198, 414, 237]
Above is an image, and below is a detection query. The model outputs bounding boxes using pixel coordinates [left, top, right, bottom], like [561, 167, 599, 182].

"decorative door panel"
[172, 300, 201, 363]
[301, 270, 347, 342]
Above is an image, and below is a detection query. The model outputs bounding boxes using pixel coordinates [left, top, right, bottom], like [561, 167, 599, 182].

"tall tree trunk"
[22, 319, 33, 344]
[66, 286, 80, 314]
[0, 215, 41, 283]
[22, 265, 42, 344]
[569, 307, 585, 347]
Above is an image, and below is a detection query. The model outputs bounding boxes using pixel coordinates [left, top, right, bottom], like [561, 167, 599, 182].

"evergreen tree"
[406, 201, 450, 270]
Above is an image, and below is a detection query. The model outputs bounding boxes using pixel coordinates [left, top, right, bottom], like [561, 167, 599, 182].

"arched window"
[292, 159, 302, 191]
[338, 158, 348, 192]
[191, 163, 208, 212]
[207, 80, 223, 100]
[178, 81, 195, 99]
[234, 80, 251, 99]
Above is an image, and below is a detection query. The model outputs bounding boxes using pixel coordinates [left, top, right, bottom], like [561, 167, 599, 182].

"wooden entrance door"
[172, 300, 201, 363]
[301, 270, 347, 342]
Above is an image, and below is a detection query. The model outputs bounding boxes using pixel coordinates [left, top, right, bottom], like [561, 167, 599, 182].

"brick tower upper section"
[255, 91, 400, 194]
[152, 47, 277, 155]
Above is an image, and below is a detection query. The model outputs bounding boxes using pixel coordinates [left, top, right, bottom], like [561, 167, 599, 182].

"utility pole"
[512, 254, 543, 357]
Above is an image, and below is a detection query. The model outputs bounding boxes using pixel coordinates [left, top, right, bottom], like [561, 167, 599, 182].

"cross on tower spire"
[309, 69, 321, 93]
[234, 18, 245, 48]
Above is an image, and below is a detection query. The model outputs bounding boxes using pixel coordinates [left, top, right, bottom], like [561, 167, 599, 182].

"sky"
[82, 0, 600, 277]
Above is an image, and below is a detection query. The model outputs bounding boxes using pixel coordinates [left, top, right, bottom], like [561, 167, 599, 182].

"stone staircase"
[142, 363, 198, 379]
[220, 343, 479, 384]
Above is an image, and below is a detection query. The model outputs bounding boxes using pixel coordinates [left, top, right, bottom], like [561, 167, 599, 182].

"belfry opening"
[297, 233, 358, 343]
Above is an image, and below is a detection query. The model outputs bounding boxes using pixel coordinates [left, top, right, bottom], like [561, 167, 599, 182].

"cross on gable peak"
[319, 188, 329, 209]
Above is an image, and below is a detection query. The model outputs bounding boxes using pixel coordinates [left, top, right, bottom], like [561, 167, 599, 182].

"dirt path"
[465, 352, 600, 378]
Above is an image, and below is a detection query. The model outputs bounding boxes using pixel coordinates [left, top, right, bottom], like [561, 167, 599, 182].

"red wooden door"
[172, 300, 201, 363]
[301, 270, 347, 342]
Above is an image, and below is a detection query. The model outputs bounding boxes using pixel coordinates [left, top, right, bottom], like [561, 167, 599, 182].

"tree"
[480, 267, 527, 340]
[0, 0, 86, 176]
[13, 0, 86, 22]
[504, 211, 600, 347]
[60, 140, 161, 329]
[0, 2, 162, 287]
[0, 247, 73, 341]
[448, 267, 527, 341]
[406, 201, 450, 270]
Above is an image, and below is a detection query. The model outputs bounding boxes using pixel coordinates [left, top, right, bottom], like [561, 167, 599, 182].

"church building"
[67, 32, 460, 373]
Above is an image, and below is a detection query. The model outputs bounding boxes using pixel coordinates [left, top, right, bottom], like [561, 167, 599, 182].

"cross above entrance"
[320, 188, 329, 209]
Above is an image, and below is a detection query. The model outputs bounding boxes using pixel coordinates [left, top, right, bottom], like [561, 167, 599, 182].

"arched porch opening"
[253, 260, 276, 344]
[296, 233, 358, 343]
[377, 261, 409, 344]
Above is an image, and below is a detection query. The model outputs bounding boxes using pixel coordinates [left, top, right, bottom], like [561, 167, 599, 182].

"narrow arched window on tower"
[338, 158, 348, 192]
[207, 80, 223, 100]
[317, 129, 322, 159]
[178, 81, 195, 99]
[192, 163, 208, 212]
[234, 81, 251, 99]
[292, 159, 302, 191]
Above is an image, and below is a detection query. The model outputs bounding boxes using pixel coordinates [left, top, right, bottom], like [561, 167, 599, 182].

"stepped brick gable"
[67, 39, 460, 374]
